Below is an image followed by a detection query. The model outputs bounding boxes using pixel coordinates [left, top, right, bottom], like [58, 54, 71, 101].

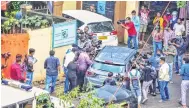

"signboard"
[97, 1, 106, 15]
[52, 20, 77, 48]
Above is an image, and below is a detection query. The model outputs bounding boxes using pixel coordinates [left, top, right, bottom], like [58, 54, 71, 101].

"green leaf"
[35, 21, 41, 27]
[41, 19, 49, 25]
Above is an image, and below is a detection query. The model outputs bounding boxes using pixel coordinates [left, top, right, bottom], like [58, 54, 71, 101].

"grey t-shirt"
[163, 45, 177, 63]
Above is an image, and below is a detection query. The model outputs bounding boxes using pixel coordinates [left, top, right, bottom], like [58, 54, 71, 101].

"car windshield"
[92, 62, 124, 73]
[87, 21, 114, 33]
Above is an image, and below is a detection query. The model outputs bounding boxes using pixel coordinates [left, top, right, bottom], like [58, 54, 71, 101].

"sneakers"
[159, 100, 165, 103]
[152, 93, 157, 96]
[142, 98, 148, 104]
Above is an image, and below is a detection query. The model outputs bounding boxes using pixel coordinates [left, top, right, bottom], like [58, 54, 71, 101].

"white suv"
[63, 10, 118, 47]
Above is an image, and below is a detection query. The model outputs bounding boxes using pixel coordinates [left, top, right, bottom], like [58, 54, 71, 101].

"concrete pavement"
[141, 73, 189, 108]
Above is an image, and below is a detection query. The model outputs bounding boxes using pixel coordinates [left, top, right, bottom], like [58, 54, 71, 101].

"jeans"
[26, 72, 33, 86]
[142, 80, 153, 99]
[45, 75, 58, 93]
[181, 80, 189, 105]
[159, 81, 169, 101]
[168, 63, 173, 81]
[77, 71, 86, 92]
[64, 67, 69, 93]
[132, 32, 139, 47]
[153, 41, 162, 57]
[130, 80, 141, 104]
[128, 36, 138, 50]
[175, 54, 183, 73]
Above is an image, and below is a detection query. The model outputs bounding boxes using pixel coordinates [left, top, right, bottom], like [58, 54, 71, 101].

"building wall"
[28, 28, 71, 81]
[124, 1, 139, 44]
[62, 1, 77, 11]
[114, 1, 126, 43]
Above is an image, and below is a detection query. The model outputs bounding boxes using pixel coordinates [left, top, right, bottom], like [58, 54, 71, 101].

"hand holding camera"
[1, 52, 11, 60]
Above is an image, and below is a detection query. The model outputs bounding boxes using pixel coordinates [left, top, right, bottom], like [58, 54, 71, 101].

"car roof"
[63, 10, 112, 23]
[95, 46, 137, 65]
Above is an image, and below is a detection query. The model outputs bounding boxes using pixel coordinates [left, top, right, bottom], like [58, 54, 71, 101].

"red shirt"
[163, 14, 172, 28]
[124, 22, 137, 36]
[10, 63, 25, 81]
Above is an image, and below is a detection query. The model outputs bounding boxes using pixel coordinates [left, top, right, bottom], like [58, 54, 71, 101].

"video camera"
[1, 52, 11, 60]
[117, 19, 126, 25]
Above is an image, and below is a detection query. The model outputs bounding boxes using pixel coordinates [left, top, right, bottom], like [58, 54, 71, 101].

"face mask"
[157, 54, 161, 57]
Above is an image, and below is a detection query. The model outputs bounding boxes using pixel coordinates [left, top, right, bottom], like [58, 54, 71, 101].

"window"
[87, 21, 114, 33]
[63, 14, 84, 28]
[92, 62, 124, 73]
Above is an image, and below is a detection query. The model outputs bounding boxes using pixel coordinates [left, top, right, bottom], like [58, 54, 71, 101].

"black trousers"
[76, 71, 85, 91]
[68, 76, 77, 91]
[149, 79, 157, 93]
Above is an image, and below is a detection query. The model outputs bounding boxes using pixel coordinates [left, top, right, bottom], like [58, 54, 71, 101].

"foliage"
[36, 93, 54, 108]
[77, 91, 105, 108]
[106, 102, 127, 108]
[20, 15, 50, 29]
[1, 18, 20, 33]
[5, 11, 18, 18]
[177, 1, 187, 8]
[7, 1, 26, 12]
[56, 86, 79, 108]
[1, 14, 50, 33]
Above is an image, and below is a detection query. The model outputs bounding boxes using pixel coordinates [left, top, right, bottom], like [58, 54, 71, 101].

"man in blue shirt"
[26, 48, 37, 86]
[44, 50, 60, 93]
[179, 57, 189, 108]
[131, 10, 140, 46]
[172, 37, 186, 74]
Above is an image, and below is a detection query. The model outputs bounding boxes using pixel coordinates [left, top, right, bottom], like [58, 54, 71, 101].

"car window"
[92, 62, 124, 73]
[63, 14, 84, 28]
[77, 20, 84, 28]
[87, 21, 114, 33]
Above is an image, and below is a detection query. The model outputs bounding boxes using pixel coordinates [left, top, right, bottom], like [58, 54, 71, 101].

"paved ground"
[141, 73, 189, 108]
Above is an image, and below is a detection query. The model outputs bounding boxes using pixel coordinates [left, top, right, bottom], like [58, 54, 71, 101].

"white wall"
[28, 28, 71, 81]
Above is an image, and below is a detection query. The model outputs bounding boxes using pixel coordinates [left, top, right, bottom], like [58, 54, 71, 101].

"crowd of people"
[117, 5, 189, 108]
[6, 4, 189, 108]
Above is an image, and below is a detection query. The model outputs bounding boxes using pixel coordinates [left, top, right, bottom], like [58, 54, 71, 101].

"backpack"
[129, 70, 140, 89]
[150, 67, 157, 79]
[104, 79, 116, 86]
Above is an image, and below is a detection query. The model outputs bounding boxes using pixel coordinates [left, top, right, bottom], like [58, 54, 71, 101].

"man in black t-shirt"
[103, 72, 116, 86]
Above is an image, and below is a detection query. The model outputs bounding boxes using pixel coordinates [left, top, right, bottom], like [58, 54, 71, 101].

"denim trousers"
[26, 71, 33, 86]
[168, 63, 173, 81]
[175, 54, 183, 73]
[159, 81, 170, 101]
[128, 36, 138, 50]
[153, 41, 162, 57]
[64, 67, 69, 93]
[45, 75, 58, 93]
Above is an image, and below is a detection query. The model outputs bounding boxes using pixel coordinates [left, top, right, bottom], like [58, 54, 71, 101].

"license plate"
[98, 36, 107, 40]
[99, 75, 107, 79]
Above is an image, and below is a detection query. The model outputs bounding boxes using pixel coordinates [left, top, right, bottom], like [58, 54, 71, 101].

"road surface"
[141, 73, 189, 108]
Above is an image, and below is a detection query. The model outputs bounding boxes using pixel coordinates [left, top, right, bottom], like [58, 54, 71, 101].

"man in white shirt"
[158, 57, 170, 103]
[173, 18, 185, 37]
[63, 48, 75, 93]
